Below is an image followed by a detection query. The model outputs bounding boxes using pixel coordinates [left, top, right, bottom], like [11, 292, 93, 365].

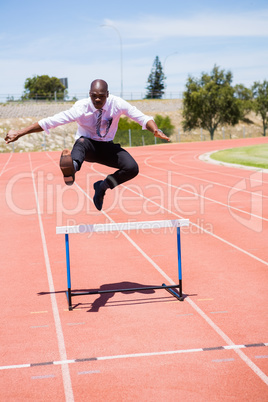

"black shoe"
[59, 149, 75, 186]
[93, 180, 106, 211]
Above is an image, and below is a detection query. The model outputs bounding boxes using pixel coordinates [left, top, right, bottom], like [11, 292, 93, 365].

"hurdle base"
[66, 284, 184, 310]
[162, 283, 184, 301]
[66, 289, 73, 311]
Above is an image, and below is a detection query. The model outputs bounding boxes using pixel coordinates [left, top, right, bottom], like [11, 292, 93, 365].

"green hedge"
[114, 114, 174, 146]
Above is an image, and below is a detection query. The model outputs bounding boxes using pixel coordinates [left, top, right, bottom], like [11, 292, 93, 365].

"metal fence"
[3, 126, 257, 155]
[0, 91, 183, 103]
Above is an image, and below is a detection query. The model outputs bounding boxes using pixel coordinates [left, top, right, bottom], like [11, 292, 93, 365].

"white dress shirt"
[38, 95, 153, 142]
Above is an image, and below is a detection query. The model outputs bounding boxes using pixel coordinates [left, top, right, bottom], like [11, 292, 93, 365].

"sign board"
[60, 78, 68, 89]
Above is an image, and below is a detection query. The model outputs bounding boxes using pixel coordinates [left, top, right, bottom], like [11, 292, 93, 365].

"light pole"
[163, 52, 178, 96]
[101, 24, 123, 97]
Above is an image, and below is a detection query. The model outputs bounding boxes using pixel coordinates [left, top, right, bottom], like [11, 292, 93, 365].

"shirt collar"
[88, 97, 108, 112]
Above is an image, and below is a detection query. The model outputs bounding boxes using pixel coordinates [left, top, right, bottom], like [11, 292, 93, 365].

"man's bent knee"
[129, 162, 139, 179]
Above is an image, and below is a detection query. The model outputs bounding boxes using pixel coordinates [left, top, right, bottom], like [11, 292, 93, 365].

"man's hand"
[5, 130, 21, 144]
[154, 129, 170, 142]
[5, 122, 43, 145]
[146, 120, 171, 142]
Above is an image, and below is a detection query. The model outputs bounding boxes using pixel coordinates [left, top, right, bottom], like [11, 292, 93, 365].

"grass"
[210, 144, 268, 169]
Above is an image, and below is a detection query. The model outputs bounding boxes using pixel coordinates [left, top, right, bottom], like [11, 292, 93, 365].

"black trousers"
[71, 137, 139, 189]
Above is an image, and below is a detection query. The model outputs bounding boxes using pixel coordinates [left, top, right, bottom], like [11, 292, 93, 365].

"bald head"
[89, 79, 109, 109]
[90, 79, 108, 92]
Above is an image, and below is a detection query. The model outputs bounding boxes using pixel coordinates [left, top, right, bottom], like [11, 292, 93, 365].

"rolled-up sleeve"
[38, 106, 79, 134]
[121, 99, 154, 130]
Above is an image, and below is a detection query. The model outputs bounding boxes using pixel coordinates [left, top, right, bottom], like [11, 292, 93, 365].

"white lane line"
[167, 154, 268, 199]
[185, 298, 268, 385]
[0, 364, 31, 370]
[0, 153, 12, 177]
[45, 152, 268, 385]
[169, 152, 268, 184]
[141, 167, 267, 222]
[75, 183, 174, 284]
[0, 343, 267, 371]
[28, 154, 74, 402]
[125, 184, 268, 266]
[96, 348, 203, 360]
[90, 163, 268, 267]
[53, 360, 76, 365]
[88, 165, 268, 385]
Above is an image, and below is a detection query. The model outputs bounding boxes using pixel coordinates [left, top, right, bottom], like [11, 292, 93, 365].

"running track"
[0, 137, 267, 401]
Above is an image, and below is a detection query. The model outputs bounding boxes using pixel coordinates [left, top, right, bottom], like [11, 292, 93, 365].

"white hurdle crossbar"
[56, 219, 189, 310]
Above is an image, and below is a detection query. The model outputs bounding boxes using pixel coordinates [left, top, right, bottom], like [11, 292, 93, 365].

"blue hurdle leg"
[177, 227, 182, 297]
[65, 234, 73, 310]
[162, 226, 183, 300]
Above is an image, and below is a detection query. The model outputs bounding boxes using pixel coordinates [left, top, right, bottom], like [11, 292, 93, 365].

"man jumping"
[5, 79, 170, 211]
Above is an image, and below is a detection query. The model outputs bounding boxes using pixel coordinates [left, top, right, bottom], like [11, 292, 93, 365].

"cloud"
[104, 9, 268, 39]
[1, 10, 267, 99]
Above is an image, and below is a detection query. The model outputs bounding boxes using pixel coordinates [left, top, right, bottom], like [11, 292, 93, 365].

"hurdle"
[56, 219, 189, 310]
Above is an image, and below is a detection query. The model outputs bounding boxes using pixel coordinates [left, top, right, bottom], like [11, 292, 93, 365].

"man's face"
[89, 90, 109, 109]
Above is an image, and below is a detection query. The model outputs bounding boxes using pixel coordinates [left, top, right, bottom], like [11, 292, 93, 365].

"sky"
[1, 0, 268, 100]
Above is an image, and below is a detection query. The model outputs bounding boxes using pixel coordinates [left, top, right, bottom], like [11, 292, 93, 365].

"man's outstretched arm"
[5, 122, 43, 144]
[146, 119, 171, 142]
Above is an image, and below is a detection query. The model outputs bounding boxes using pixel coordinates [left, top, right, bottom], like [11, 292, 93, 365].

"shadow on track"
[38, 281, 191, 311]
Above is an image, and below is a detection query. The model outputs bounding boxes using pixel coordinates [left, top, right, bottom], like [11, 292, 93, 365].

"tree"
[234, 84, 253, 121]
[252, 80, 268, 136]
[182, 65, 240, 140]
[23, 75, 66, 100]
[145, 56, 165, 99]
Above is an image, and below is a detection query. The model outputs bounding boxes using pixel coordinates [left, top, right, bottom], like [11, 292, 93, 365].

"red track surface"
[0, 137, 268, 401]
